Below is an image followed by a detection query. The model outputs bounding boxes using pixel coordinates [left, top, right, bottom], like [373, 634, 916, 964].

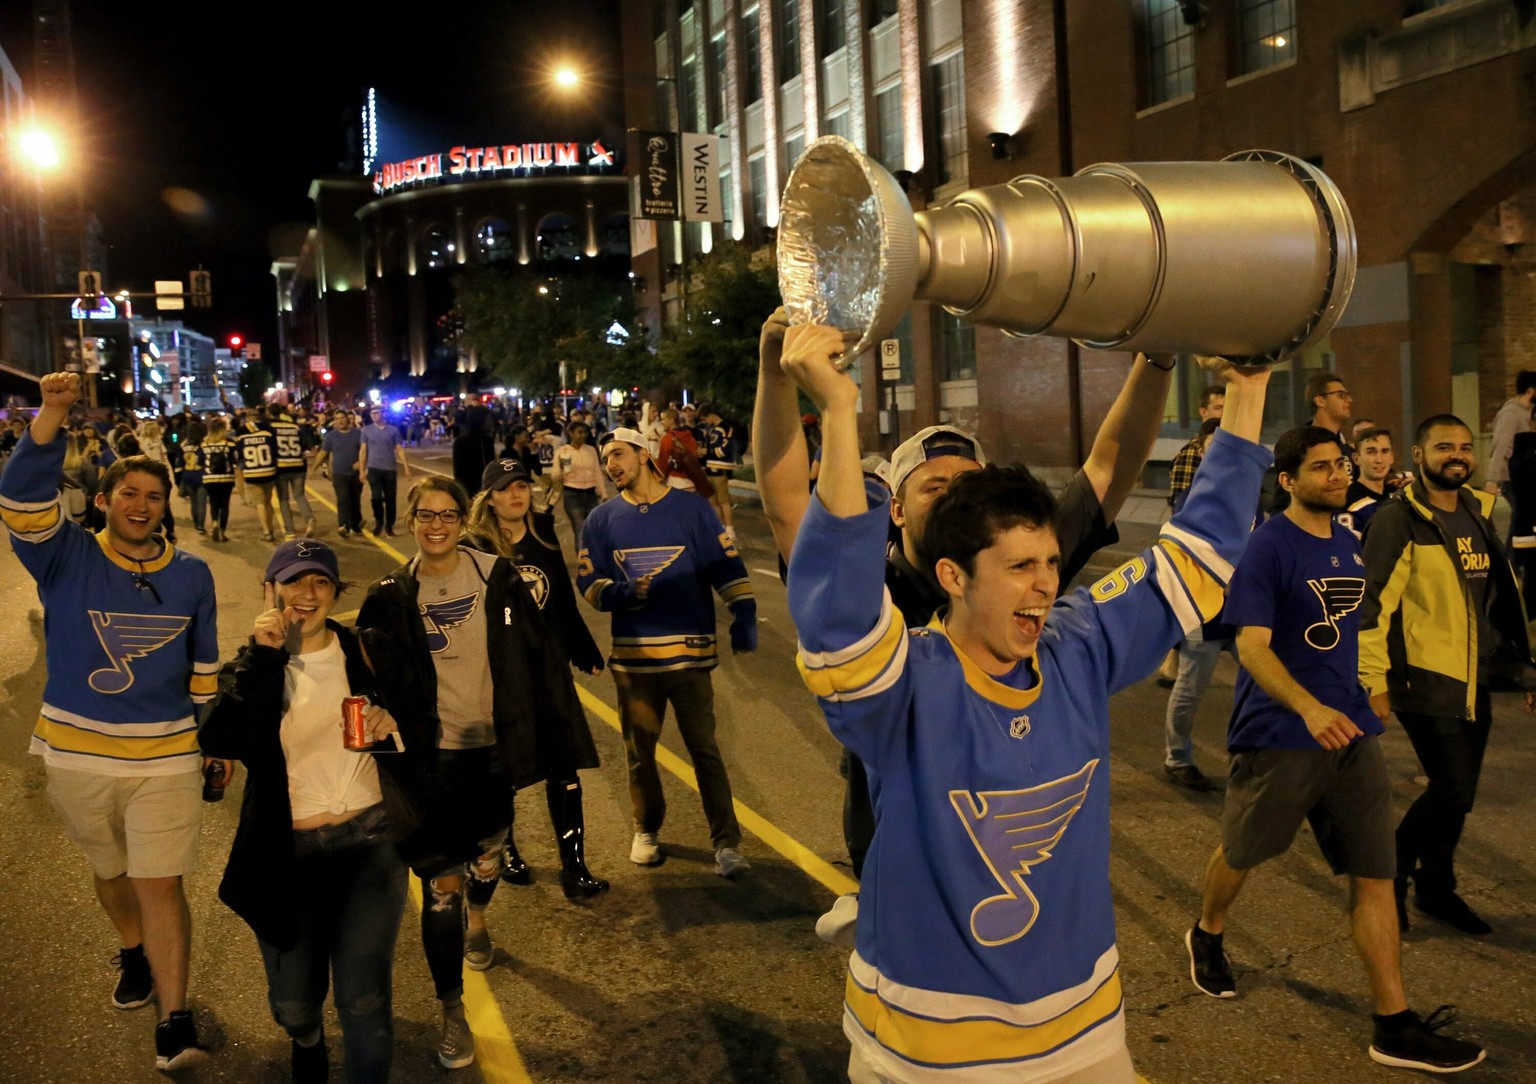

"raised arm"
[1080, 353, 1175, 522]
[752, 307, 812, 561]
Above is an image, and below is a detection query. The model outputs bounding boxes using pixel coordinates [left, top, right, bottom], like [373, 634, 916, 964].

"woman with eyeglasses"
[355, 477, 590, 1072]
[465, 458, 606, 900]
[199, 539, 414, 1083]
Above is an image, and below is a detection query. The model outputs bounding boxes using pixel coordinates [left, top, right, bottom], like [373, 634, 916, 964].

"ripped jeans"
[259, 804, 406, 1083]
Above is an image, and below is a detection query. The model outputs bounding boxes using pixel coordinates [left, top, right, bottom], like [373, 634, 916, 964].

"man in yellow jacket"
[1358, 413, 1536, 937]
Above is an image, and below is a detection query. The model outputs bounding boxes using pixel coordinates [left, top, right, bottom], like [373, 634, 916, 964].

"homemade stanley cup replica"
[777, 136, 1357, 368]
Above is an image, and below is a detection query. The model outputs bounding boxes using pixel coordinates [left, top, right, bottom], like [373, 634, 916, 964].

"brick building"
[623, 0, 1536, 472]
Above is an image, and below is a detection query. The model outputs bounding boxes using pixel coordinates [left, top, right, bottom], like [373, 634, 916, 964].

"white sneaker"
[437, 1005, 475, 1069]
[630, 831, 663, 866]
[815, 893, 860, 948]
[714, 846, 751, 879]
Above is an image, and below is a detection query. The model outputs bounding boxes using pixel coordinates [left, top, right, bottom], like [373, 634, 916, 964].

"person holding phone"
[201, 540, 417, 1084]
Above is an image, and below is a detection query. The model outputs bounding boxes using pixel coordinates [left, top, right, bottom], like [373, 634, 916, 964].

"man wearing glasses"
[576, 427, 757, 879]
[0, 372, 221, 1072]
[1307, 372, 1355, 454]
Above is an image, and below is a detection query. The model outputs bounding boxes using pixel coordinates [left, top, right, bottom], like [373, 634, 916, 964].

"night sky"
[0, 1, 622, 353]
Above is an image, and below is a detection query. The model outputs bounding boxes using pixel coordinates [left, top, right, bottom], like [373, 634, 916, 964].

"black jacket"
[356, 548, 598, 792]
[199, 622, 426, 950]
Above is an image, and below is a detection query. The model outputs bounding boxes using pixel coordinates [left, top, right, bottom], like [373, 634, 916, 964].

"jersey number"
[1090, 557, 1147, 603]
[276, 432, 303, 460]
[242, 443, 273, 469]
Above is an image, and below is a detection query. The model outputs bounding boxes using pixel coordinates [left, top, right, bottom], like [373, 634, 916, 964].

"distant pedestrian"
[268, 402, 318, 539]
[0, 371, 221, 1072]
[359, 409, 409, 537]
[200, 418, 237, 542]
[235, 411, 281, 541]
[1484, 369, 1536, 500]
[697, 402, 742, 541]
[550, 420, 606, 545]
[314, 410, 365, 537]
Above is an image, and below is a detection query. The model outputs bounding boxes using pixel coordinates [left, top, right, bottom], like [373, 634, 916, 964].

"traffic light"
[228, 334, 243, 349]
[320, 371, 334, 386]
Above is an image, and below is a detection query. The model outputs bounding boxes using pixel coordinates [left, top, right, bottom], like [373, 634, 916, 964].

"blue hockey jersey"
[1, 432, 219, 776]
[577, 487, 754, 672]
[788, 428, 1269, 1082]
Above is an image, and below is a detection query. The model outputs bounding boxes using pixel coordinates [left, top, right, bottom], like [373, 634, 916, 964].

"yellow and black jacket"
[1359, 482, 1532, 719]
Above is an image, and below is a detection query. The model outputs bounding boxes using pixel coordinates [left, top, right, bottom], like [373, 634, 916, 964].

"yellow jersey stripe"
[798, 603, 905, 700]
[927, 616, 1044, 711]
[33, 716, 202, 762]
[845, 967, 1123, 1067]
[1155, 539, 1225, 623]
[1, 504, 61, 536]
[610, 643, 716, 660]
[583, 579, 614, 607]
[189, 673, 218, 696]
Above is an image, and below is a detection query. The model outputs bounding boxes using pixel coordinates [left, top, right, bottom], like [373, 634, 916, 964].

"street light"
[553, 67, 580, 88]
[19, 130, 59, 169]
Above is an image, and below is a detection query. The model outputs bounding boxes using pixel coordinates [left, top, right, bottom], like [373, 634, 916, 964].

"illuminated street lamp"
[553, 67, 580, 88]
[19, 130, 60, 169]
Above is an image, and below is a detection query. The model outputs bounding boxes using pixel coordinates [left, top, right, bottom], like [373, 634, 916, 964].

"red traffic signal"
[228, 334, 243, 349]
[320, 371, 335, 385]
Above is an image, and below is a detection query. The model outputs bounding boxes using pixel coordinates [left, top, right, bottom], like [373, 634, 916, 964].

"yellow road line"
[307, 484, 530, 1082]
[573, 685, 858, 898]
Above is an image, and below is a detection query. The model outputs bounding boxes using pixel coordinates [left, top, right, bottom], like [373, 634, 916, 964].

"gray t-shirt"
[361, 423, 403, 472]
[417, 549, 496, 749]
[1432, 500, 1498, 681]
[321, 427, 363, 474]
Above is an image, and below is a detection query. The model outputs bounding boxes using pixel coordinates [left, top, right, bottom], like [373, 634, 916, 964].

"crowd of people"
[1, 330, 1529, 1082]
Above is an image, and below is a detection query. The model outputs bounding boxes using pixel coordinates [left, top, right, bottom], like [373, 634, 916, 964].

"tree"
[654, 242, 780, 419]
[455, 263, 655, 395]
[237, 360, 273, 409]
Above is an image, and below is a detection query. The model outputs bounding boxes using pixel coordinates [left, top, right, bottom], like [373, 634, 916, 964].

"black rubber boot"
[500, 799, 532, 887]
[548, 778, 609, 900]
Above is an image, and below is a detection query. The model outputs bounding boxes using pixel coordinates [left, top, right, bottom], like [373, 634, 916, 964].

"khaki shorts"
[1221, 736, 1395, 879]
[46, 766, 202, 879]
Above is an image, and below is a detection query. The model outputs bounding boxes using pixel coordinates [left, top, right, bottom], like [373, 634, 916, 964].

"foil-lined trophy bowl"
[777, 135, 1357, 369]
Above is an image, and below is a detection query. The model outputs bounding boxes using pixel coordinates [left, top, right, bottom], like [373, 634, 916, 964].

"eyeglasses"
[131, 573, 163, 605]
[1323, 389, 1353, 400]
[412, 509, 463, 524]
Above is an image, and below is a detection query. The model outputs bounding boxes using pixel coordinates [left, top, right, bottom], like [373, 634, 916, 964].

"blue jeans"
[274, 470, 314, 534]
[258, 806, 407, 1084]
[1163, 631, 1237, 768]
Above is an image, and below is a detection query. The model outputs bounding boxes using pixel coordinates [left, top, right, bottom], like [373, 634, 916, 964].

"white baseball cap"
[889, 425, 987, 494]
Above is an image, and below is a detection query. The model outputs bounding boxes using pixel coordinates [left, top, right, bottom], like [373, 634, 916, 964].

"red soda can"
[342, 696, 370, 750]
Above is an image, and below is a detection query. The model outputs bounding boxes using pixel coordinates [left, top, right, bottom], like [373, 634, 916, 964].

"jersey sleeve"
[576, 510, 638, 611]
[788, 489, 913, 763]
[0, 431, 90, 585]
[189, 562, 221, 704]
[697, 500, 754, 614]
[1059, 427, 1270, 695]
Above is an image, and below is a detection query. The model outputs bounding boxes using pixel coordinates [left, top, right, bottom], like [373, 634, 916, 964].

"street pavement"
[0, 444, 1532, 1083]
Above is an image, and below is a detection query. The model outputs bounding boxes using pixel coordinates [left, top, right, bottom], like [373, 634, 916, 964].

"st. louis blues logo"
[1303, 577, 1366, 650]
[87, 611, 191, 694]
[949, 760, 1098, 946]
[293, 540, 324, 559]
[518, 564, 550, 610]
[615, 546, 685, 582]
[420, 593, 479, 653]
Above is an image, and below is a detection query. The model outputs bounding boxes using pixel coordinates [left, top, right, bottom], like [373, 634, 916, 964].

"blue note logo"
[518, 564, 550, 610]
[87, 611, 191, 694]
[1304, 577, 1366, 650]
[420, 593, 480, 653]
[615, 546, 685, 582]
[949, 760, 1098, 946]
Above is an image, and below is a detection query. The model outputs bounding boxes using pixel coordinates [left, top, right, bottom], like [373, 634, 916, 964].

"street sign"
[155, 280, 185, 311]
[77, 270, 102, 300]
[880, 339, 901, 381]
[245, 342, 262, 361]
[307, 354, 329, 372]
[189, 270, 212, 309]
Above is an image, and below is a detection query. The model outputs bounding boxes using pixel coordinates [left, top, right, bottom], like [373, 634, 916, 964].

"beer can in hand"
[342, 696, 370, 750]
[202, 760, 226, 802]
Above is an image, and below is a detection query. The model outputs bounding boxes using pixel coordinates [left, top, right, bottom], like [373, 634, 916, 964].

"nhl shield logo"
[1009, 715, 1031, 739]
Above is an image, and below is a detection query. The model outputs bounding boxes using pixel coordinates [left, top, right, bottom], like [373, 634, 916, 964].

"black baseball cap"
[481, 458, 532, 492]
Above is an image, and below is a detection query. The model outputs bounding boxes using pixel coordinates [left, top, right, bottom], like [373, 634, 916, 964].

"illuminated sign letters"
[373, 139, 616, 194]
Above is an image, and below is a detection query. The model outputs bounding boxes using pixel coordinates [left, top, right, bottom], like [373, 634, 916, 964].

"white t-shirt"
[281, 636, 384, 821]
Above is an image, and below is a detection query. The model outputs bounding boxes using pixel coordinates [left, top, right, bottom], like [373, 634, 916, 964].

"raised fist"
[39, 372, 82, 410]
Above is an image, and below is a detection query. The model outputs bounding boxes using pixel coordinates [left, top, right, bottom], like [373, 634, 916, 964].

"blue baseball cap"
[264, 539, 340, 584]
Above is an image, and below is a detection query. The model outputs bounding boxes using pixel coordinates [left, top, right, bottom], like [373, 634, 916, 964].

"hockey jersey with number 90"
[787, 428, 1270, 1083]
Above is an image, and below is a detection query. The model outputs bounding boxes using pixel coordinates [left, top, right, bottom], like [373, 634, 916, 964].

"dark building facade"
[624, 0, 1536, 473]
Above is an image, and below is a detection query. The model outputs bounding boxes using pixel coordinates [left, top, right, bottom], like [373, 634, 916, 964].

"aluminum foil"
[777, 139, 890, 363]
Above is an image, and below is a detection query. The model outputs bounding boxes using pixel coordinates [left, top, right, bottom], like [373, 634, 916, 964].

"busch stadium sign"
[372, 140, 618, 194]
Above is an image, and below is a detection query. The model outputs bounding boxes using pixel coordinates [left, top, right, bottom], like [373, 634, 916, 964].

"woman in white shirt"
[201, 540, 417, 1084]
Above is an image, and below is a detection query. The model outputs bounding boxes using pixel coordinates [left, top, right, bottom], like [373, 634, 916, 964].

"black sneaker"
[291, 1034, 329, 1083]
[111, 945, 154, 1010]
[1415, 891, 1492, 936]
[154, 1010, 207, 1072]
[1186, 925, 1236, 998]
[1165, 764, 1216, 792]
[1369, 1006, 1485, 1073]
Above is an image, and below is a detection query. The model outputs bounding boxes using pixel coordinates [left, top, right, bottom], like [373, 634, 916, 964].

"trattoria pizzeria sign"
[372, 140, 618, 194]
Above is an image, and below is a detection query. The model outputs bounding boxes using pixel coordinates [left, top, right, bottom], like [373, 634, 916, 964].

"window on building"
[785, 131, 806, 171]
[869, 0, 898, 25]
[890, 309, 915, 384]
[826, 109, 852, 140]
[720, 164, 734, 226]
[711, 35, 729, 124]
[931, 52, 967, 185]
[874, 84, 904, 172]
[1146, 0, 1196, 105]
[680, 56, 701, 129]
[821, 0, 847, 54]
[939, 309, 976, 382]
[778, 0, 802, 82]
[1236, 0, 1296, 74]
[749, 154, 768, 227]
[743, 9, 763, 103]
